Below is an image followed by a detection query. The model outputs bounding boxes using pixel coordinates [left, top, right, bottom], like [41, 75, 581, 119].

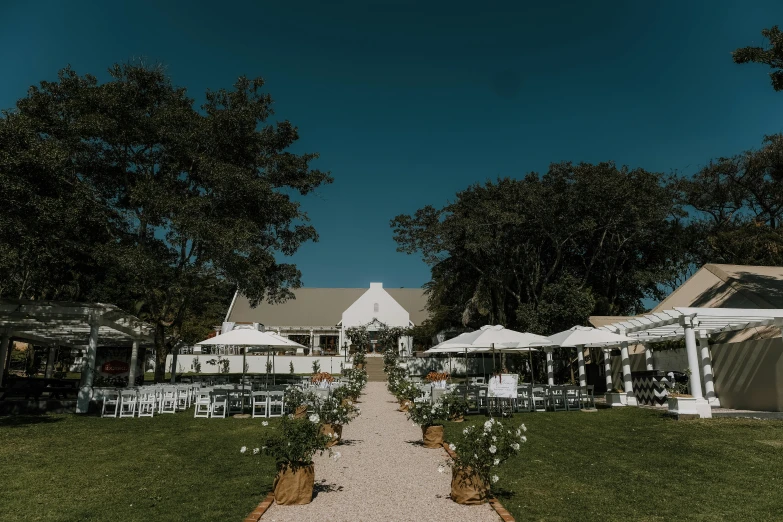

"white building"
[219, 282, 429, 356]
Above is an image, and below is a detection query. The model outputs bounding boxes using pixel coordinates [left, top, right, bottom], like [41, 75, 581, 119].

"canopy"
[197, 328, 303, 349]
[428, 324, 552, 351]
[547, 326, 635, 347]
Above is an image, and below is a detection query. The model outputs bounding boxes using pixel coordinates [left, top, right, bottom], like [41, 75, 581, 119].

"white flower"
[489, 445, 497, 454]
[253, 448, 260, 455]
[492, 436, 497, 442]
[449, 443, 456, 451]
[462, 428, 470, 435]
[520, 435, 527, 443]
[474, 454, 478, 459]
[484, 419, 494, 431]
[491, 475, 499, 484]
[332, 451, 342, 461]
[511, 443, 520, 451]
[240, 446, 247, 454]
[262, 421, 268, 427]
[515, 429, 521, 437]
[437, 465, 445, 473]
[493, 458, 500, 466]
[309, 414, 320, 424]
[521, 424, 527, 432]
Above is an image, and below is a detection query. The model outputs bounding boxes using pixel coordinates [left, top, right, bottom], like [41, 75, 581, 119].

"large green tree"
[391, 162, 688, 335]
[3, 63, 332, 381]
[733, 25, 783, 91]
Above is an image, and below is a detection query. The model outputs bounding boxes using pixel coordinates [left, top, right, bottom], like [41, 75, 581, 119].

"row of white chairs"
[101, 384, 196, 418]
[192, 388, 286, 419]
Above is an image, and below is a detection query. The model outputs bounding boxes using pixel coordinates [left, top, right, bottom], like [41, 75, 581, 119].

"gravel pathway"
[263, 382, 500, 522]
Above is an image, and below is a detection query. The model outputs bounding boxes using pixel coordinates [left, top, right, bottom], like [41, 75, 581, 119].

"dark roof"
[226, 288, 430, 327]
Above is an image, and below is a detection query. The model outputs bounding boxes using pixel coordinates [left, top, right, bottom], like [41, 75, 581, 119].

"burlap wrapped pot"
[319, 423, 343, 447]
[450, 466, 489, 505]
[398, 400, 411, 412]
[421, 424, 444, 448]
[273, 463, 315, 505]
[293, 405, 308, 419]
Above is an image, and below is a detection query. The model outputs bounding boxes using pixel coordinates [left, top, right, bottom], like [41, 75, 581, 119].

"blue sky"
[2, 1, 783, 290]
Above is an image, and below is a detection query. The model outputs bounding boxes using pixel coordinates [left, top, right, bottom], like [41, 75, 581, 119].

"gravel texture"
[263, 382, 500, 522]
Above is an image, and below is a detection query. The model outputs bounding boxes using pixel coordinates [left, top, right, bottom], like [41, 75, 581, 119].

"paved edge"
[441, 442, 515, 522]
[243, 491, 275, 522]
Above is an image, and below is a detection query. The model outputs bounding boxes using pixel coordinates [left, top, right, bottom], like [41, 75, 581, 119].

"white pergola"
[596, 307, 783, 416]
[0, 300, 154, 413]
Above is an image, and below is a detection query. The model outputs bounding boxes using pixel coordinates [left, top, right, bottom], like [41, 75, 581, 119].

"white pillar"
[45, 345, 57, 378]
[128, 338, 139, 387]
[644, 345, 654, 371]
[77, 317, 100, 413]
[545, 348, 554, 385]
[603, 349, 613, 391]
[682, 319, 703, 400]
[619, 341, 637, 406]
[697, 333, 718, 405]
[0, 330, 10, 388]
[577, 347, 586, 387]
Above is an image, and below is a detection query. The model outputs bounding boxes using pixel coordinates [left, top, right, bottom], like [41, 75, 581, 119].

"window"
[373, 302, 379, 313]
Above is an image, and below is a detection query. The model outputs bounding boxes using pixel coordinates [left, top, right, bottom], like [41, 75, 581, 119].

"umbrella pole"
[266, 352, 270, 389]
[464, 347, 468, 401]
[273, 350, 276, 386]
[241, 347, 247, 413]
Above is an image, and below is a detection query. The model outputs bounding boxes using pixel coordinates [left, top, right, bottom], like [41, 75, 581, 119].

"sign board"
[488, 374, 519, 398]
[101, 360, 130, 375]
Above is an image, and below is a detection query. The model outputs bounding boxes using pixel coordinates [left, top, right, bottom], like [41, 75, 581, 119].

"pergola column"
[644, 344, 654, 371]
[0, 330, 10, 388]
[77, 316, 100, 413]
[128, 338, 139, 387]
[45, 345, 57, 378]
[697, 332, 719, 405]
[682, 317, 703, 400]
[576, 346, 587, 387]
[603, 349, 613, 391]
[619, 340, 637, 406]
[545, 347, 554, 385]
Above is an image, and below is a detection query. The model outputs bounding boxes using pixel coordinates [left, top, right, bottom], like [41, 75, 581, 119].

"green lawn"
[0, 413, 279, 522]
[444, 408, 783, 521]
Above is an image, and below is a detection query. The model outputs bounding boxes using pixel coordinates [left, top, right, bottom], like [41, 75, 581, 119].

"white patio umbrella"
[197, 328, 305, 412]
[546, 326, 636, 386]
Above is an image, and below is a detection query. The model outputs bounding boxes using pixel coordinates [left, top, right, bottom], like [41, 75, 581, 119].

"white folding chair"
[119, 389, 138, 418]
[193, 389, 212, 418]
[268, 391, 284, 417]
[160, 387, 177, 414]
[565, 386, 581, 411]
[549, 386, 567, 412]
[580, 385, 595, 409]
[532, 386, 547, 412]
[210, 390, 228, 418]
[252, 391, 269, 418]
[101, 389, 120, 418]
[175, 386, 189, 411]
[138, 388, 157, 417]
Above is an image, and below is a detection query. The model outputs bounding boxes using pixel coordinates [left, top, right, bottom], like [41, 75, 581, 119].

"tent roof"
[597, 307, 783, 345]
[0, 299, 154, 348]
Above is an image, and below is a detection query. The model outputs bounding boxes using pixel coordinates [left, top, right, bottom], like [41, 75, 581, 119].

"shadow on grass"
[313, 480, 343, 498]
[0, 414, 64, 428]
[404, 439, 426, 447]
[492, 486, 516, 502]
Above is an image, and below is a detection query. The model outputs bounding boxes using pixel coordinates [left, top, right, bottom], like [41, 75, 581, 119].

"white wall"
[341, 282, 410, 329]
[166, 354, 350, 375]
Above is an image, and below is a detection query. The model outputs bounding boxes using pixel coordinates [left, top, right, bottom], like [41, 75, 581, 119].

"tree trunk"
[153, 322, 167, 383]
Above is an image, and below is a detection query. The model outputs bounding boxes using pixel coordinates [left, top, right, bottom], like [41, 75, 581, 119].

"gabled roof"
[590, 264, 783, 343]
[225, 287, 429, 327]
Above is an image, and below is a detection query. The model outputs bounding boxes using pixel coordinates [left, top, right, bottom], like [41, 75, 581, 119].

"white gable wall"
[341, 282, 410, 329]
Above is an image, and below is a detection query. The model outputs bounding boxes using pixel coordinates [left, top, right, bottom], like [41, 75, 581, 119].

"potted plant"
[313, 395, 359, 447]
[285, 387, 313, 418]
[447, 418, 527, 504]
[441, 393, 469, 422]
[260, 415, 332, 505]
[605, 387, 628, 407]
[353, 349, 367, 370]
[342, 368, 368, 402]
[407, 399, 448, 448]
[395, 379, 420, 412]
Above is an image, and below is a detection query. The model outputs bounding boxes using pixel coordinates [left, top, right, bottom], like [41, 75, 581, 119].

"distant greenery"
[0, 413, 279, 522]
[444, 409, 783, 521]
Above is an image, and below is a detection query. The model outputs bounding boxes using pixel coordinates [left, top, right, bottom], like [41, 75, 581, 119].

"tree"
[677, 134, 783, 266]
[391, 162, 687, 335]
[4, 63, 332, 381]
[733, 25, 783, 91]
